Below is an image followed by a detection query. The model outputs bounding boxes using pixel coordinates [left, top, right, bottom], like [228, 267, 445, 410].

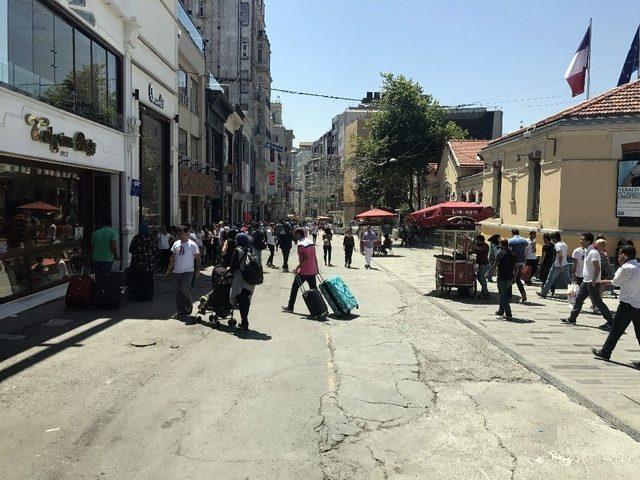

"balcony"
[177, 1, 204, 52]
[178, 89, 199, 114]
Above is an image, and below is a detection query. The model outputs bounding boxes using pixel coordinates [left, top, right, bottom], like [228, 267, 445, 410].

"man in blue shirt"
[508, 229, 529, 303]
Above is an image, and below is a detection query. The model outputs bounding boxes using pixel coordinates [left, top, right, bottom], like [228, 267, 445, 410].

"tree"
[348, 73, 466, 211]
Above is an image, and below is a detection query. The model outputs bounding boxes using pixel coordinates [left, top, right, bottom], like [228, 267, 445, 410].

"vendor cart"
[434, 216, 478, 298]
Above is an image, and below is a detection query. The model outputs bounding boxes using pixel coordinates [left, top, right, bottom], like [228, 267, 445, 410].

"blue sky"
[266, 0, 640, 145]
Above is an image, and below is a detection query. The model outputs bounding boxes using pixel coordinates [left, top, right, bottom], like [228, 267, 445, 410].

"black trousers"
[323, 245, 332, 264]
[236, 288, 252, 327]
[281, 248, 291, 269]
[267, 245, 275, 265]
[602, 301, 640, 357]
[345, 246, 354, 266]
[568, 281, 614, 323]
[288, 274, 317, 309]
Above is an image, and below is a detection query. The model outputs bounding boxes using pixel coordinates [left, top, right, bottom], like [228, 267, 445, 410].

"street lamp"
[361, 157, 398, 167]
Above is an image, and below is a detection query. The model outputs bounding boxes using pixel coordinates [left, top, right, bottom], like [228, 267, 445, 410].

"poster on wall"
[616, 159, 640, 217]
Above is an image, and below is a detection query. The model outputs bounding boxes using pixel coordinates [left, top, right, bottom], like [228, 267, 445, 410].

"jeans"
[497, 279, 512, 317]
[236, 288, 252, 327]
[345, 246, 354, 267]
[541, 265, 569, 296]
[173, 272, 194, 315]
[281, 248, 291, 270]
[476, 264, 490, 295]
[323, 245, 332, 264]
[253, 247, 263, 265]
[267, 245, 275, 266]
[92, 261, 113, 273]
[287, 274, 317, 309]
[568, 281, 614, 323]
[601, 301, 640, 357]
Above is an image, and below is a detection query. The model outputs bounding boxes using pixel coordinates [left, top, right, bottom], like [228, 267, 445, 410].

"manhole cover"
[128, 338, 157, 347]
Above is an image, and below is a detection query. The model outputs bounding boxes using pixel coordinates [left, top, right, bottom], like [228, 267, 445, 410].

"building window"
[190, 77, 198, 110]
[257, 45, 263, 62]
[241, 39, 249, 59]
[191, 136, 200, 161]
[3, 0, 122, 130]
[197, 0, 205, 17]
[178, 68, 188, 101]
[240, 2, 250, 25]
[241, 69, 249, 80]
[178, 129, 188, 156]
[528, 158, 541, 221]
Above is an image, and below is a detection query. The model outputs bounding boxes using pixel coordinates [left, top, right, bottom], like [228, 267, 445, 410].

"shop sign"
[616, 159, 640, 217]
[25, 114, 97, 156]
[148, 84, 165, 109]
[130, 179, 142, 197]
[179, 167, 215, 197]
[267, 140, 284, 153]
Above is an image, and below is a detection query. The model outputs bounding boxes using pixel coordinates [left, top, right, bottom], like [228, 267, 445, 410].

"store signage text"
[148, 84, 165, 109]
[25, 114, 97, 156]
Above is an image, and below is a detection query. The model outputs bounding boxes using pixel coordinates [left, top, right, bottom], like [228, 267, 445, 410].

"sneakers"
[561, 318, 576, 324]
[536, 292, 547, 299]
[281, 306, 293, 313]
[591, 348, 610, 360]
[495, 311, 504, 317]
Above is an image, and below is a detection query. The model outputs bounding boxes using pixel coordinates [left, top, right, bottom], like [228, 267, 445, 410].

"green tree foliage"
[348, 73, 466, 211]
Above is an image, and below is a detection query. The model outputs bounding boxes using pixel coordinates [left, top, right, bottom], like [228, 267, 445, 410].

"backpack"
[253, 230, 267, 250]
[240, 248, 264, 285]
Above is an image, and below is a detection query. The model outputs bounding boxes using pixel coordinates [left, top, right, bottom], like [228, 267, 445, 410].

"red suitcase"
[65, 270, 94, 308]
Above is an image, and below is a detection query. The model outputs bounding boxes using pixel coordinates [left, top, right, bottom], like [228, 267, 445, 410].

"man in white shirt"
[538, 232, 570, 298]
[361, 226, 377, 270]
[571, 232, 593, 285]
[524, 231, 538, 285]
[265, 223, 276, 268]
[593, 245, 640, 361]
[166, 226, 201, 320]
[563, 238, 614, 327]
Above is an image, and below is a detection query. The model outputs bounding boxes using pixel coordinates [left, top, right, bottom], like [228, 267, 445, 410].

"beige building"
[343, 118, 370, 225]
[427, 140, 489, 205]
[479, 80, 640, 252]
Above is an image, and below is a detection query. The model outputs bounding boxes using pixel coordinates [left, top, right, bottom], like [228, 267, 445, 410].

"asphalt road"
[1, 243, 639, 479]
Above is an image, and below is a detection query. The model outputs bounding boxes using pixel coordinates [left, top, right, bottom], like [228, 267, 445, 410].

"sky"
[266, 0, 640, 146]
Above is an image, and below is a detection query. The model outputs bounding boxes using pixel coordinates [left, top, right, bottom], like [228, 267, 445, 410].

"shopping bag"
[567, 282, 578, 306]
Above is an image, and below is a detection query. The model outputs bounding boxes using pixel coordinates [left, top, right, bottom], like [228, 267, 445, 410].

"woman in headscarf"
[221, 229, 238, 267]
[228, 233, 255, 331]
[129, 223, 158, 301]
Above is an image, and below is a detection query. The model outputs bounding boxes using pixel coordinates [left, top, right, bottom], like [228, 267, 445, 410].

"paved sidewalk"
[372, 245, 640, 440]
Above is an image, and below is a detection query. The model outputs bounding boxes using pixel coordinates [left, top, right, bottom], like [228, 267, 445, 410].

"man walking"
[166, 226, 201, 320]
[472, 235, 490, 298]
[537, 232, 569, 298]
[282, 228, 319, 313]
[571, 232, 593, 285]
[361, 226, 377, 270]
[562, 238, 614, 329]
[508, 229, 528, 302]
[592, 245, 640, 361]
[265, 223, 276, 268]
[487, 239, 517, 319]
[524, 231, 538, 285]
[90, 218, 119, 272]
[251, 222, 266, 266]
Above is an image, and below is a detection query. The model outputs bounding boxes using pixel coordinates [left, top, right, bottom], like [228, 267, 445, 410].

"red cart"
[434, 217, 478, 298]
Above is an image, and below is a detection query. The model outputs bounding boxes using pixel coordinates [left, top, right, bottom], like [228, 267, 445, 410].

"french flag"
[564, 26, 591, 97]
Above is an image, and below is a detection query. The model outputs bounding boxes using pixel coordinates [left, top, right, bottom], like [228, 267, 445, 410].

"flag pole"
[587, 18, 592, 99]
[637, 22, 640, 80]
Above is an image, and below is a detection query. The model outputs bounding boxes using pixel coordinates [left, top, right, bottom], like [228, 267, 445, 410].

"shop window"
[3, 0, 122, 130]
[140, 109, 170, 229]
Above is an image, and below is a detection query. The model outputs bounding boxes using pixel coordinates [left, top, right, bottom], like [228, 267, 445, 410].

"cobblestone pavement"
[372, 244, 640, 440]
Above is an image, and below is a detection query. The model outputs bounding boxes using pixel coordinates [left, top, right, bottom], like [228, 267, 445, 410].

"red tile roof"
[489, 79, 640, 146]
[448, 139, 490, 167]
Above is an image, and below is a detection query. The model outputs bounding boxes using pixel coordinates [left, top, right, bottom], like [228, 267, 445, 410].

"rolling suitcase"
[93, 271, 124, 308]
[298, 275, 328, 319]
[319, 275, 358, 316]
[65, 269, 94, 308]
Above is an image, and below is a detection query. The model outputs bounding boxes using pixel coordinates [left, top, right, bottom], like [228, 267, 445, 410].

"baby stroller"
[196, 266, 236, 328]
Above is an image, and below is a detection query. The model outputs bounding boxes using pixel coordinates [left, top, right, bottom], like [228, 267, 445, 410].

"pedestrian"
[487, 239, 518, 319]
[343, 229, 355, 268]
[562, 238, 614, 328]
[361, 225, 377, 269]
[592, 245, 640, 361]
[266, 222, 276, 268]
[157, 225, 173, 271]
[538, 233, 555, 290]
[282, 227, 319, 313]
[508, 229, 528, 303]
[311, 223, 319, 245]
[381, 234, 393, 255]
[524, 231, 538, 285]
[596, 235, 614, 300]
[472, 235, 490, 298]
[571, 232, 592, 286]
[278, 224, 294, 272]
[166, 226, 201, 321]
[322, 229, 333, 266]
[221, 229, 238, 267]
[251, 222, 266, 266]
[487, 234, 500, 283]
[128, 223, 158, 301]
[89, 218, 119, 272]
[228, 233, 256, 331]
[537, 232, 569, 299]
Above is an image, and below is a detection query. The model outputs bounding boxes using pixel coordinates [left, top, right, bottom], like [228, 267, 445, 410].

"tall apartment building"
[269, 102, 294, 219]
[189, 0, 272, 221]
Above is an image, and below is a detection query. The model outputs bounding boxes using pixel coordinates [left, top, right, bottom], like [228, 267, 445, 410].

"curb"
[373, 258, 640, 443]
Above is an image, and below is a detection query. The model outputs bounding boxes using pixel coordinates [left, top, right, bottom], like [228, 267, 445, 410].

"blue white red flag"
[564, 26, 591, 97]
[618, 26, 640, 86]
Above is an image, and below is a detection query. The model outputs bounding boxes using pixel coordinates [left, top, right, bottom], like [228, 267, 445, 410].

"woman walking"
[221, 229, 238, 268]
[322, 228, 333, 266]
[129, 223, 159, 301]
[228, 233, 256, 331]
[343, 229, 355, 268]
[538, 233, 555, 293]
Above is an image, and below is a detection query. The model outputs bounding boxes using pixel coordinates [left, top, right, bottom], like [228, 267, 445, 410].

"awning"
[407, 201, 494, 228]
[18, 201, 59, 212]
[354, 208, 397, 221]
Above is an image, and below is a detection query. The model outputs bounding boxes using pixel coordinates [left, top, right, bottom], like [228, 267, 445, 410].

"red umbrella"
[407, 201, 494, 228]
[18, 201, 59, 212]
[354, 208, 397, 221]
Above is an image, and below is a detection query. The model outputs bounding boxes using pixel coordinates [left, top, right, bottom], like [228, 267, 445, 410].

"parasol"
[354, 208, 397, 221]
[18, 201, 60, 212]
[407, 201, 494, 228]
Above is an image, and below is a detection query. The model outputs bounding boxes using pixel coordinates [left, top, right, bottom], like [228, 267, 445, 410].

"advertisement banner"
[616, 159, 640, 217]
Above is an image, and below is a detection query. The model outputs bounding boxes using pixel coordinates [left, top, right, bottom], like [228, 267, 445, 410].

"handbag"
[567, 282, 579, 305]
